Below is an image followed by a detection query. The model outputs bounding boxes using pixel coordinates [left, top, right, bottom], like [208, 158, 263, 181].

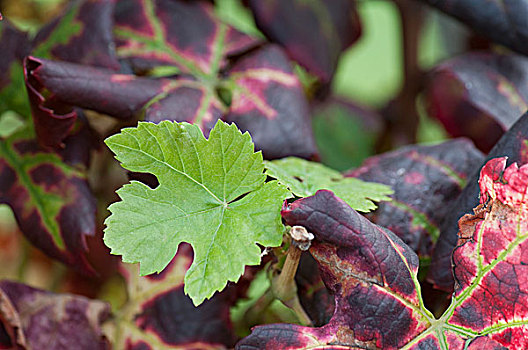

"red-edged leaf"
[312, 97, 383, 171]
[108, 243, 237, 349]
[113, 0, 259, 73]
[419, 0, 528, 56]
[448, 157, 528, 347]
[25, 0, 119, 148]
[346, 139, 484, 257]
[224, 45, 317, 159]
[239, 175, 528, 348]
[25, 56, 169, 121]
[424, 52, 528, 152]
[0, 128, 97, 275]
[429, 112, 528, 291]
[0, 280, 109, 349]
[26, 45, 317, 158]
[248, 0, 361, 83]
[24, 56, 225, 136]
[0, 20, 31, 117]
[239, 190, 428, 349]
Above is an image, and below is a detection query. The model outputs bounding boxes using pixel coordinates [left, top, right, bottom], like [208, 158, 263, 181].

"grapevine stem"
[272, 226, 314, 326]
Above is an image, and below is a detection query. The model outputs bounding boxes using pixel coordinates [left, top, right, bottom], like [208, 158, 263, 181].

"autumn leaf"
[238, 157, 528, 348]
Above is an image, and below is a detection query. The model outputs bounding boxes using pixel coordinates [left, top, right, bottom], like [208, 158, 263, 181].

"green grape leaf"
[265, 157, 392, 212]
[104, 120, 291, 306]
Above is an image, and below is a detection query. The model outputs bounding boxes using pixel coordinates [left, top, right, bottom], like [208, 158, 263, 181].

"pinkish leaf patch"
[430, 112, 528, 291]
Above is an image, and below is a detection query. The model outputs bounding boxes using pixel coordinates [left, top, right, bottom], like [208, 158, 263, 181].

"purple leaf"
[248, 0, 361, 83]
[0, 280, 109, 350]
[27, 44, 317, 159]
[420, 0, 528, 56]
[113, 0, 259, 73]
[26, 0, 317, 158]
[424, 52, 528, 152]
[25, 56, 168, 121]
[0, 128, 97, 275]
[31, 0, 119, 69]
[429, 112, 528, 291]
[346, 139, 484, 257]
[109, 243, 237, 349]
[224, 45, 317, 159]
[239, 181, 528, 348]
[238, 190, 427, 349]
[25, 0, 119, 148]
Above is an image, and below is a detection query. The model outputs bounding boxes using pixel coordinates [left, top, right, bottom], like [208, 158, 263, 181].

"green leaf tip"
[103, 120, 291, 305]
[265, 157, 393, 212]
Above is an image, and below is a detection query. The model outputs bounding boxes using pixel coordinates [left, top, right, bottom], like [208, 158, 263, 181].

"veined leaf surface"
[104, 120, 290, 305]
[265, 156, 393, 213]
[239, 157, 528, 348]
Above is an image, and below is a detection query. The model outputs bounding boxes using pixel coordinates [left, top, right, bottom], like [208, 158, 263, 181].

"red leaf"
[0, 130, 97, 275]
[25, 0, 119, 148]
[31, 0, 119, 70]
[113, 0, 259, 73]
[429, 112, 528, 292]
[224, 45, 317, 159]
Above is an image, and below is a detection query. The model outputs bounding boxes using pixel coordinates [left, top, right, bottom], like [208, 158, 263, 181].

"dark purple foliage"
[249, 0, 361, 83]
[347, 139, 484, 257]
[420, 0, 528, 57]
[0, 280, 110, 350]
[0, 131, 97, 275]
[115, 243, 238, 349]
[425, 52, 528, 152]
